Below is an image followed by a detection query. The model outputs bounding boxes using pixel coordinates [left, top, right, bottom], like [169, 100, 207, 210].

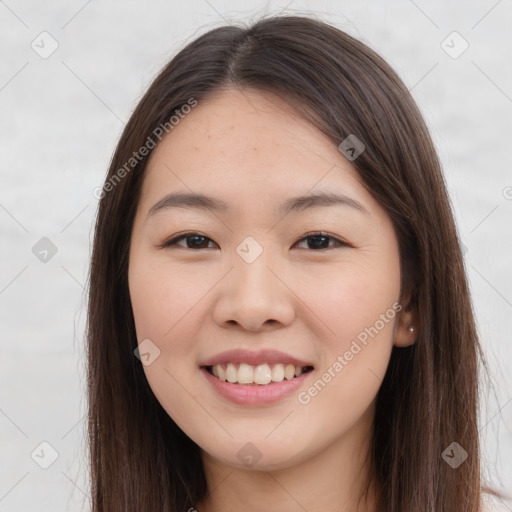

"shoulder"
[481, 492, 512, 512]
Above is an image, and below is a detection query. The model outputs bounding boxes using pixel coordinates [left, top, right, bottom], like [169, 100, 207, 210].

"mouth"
[202, 363, 315, 386]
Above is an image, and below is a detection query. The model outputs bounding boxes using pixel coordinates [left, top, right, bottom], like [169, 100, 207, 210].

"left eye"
[160, 231, 347, 250]
[294, 232, 347, 250]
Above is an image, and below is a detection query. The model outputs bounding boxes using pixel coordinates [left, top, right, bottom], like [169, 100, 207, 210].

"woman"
[86, 14, 507, 512]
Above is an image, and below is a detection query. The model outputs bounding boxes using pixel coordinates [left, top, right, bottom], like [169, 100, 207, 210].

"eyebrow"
[147, 190, 369, 218]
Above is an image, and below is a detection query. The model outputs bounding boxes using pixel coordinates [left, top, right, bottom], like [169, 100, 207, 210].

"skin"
[128, 87, 416, 512]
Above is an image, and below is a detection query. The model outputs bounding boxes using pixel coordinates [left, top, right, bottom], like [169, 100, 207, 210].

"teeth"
[271, 363, 285, 382]
[209, 363, 310, 385]
[254, 364, 272, 385]
[238, 363, 255, 384]
[226, 363, 238, 383]
[284, 364, 295, 380]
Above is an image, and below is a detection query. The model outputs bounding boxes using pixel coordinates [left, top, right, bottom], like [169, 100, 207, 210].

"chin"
[201, 438, 311, 472]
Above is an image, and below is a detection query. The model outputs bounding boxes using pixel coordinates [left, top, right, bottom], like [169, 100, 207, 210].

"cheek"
[300, 253, 400, 345]
[129, 265, 172, 341]
[295, 292, 397, 437]
[129, 259, 201, 341]
[128, 257, 220, 395]
[295, 250, 399, 408]
[128, 259, 205, 422]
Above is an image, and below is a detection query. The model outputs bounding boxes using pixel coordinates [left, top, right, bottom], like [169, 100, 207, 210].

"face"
[128, 88, 412, 472]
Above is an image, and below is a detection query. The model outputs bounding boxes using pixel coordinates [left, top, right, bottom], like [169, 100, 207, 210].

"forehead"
[140, 88, 372, 216]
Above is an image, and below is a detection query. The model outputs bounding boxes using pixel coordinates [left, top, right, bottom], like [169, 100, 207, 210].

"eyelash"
[159, 231, 348, 251]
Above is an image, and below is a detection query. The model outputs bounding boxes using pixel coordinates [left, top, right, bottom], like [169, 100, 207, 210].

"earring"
[394, 326, 415, 346]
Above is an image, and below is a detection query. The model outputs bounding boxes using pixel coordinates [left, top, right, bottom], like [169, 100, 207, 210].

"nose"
[212, 247, 296, 332]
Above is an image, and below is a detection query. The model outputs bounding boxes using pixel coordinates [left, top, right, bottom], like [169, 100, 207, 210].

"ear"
[394, 303, 417, 348]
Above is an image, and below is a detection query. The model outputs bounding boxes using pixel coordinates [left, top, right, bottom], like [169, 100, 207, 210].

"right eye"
[160, 232, 217, 250]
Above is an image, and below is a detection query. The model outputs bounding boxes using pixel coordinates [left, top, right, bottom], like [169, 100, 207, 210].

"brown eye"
[162, 232, 216, 249]
[294, 232, 347, 250]
[160, 231, 347, 251]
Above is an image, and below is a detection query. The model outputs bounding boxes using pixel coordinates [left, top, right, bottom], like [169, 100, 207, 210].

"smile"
[200, 364, 314, 406]
[205, 362, 314, 386]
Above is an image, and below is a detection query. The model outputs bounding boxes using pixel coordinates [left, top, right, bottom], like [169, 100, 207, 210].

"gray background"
[1, 1, 511, 510]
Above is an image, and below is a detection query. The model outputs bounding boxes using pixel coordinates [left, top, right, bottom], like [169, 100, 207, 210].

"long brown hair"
[86, 13, 499, 511]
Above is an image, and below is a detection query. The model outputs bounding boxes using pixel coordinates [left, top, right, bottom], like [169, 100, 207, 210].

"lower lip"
[200, 367, 313, 406]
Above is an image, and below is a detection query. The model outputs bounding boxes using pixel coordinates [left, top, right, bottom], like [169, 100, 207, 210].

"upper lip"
[200, 348, 314, 368]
